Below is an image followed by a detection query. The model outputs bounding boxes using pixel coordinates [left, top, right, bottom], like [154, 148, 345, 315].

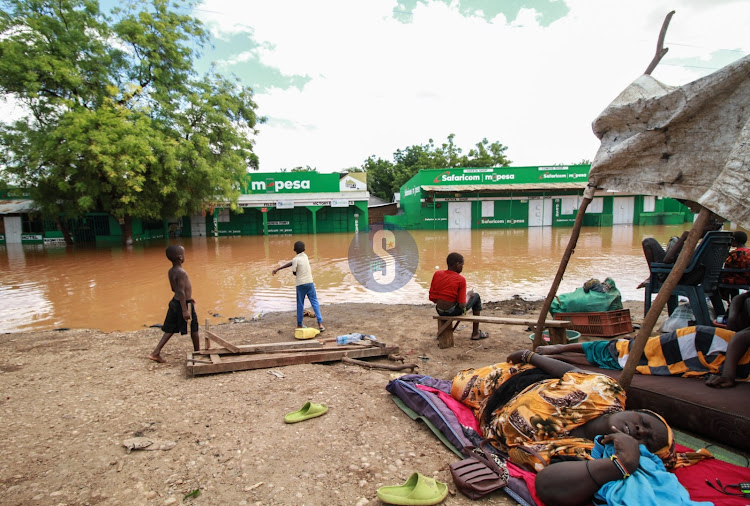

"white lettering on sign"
[484, 174, 515, 182]
[249, 179, 312, 192]
[440, 173, 481, 182]
[275, 180, 311, 192]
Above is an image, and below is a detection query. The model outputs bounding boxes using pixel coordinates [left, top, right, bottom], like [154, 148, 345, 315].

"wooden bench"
[433, 315, 572, 349]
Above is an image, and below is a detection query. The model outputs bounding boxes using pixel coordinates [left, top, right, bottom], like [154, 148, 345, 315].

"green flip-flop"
[284, 402, 328, 423]
[376, 472, 448, 505]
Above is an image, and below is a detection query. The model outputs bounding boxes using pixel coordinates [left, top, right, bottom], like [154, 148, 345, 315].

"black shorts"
[435, 293, 482, 316]
[162, 299, 198, 334]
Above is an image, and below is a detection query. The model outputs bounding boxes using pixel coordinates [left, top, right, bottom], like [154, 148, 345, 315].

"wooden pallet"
[187, 324, 399, 376]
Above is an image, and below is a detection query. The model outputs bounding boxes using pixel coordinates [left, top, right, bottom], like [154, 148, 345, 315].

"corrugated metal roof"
[421, 183, 588, 192]
[0, 199, 38, 214]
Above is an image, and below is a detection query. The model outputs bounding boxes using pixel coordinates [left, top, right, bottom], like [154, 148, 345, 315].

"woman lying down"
[451, 352, 710, 506]
[538, 291, 750, 388]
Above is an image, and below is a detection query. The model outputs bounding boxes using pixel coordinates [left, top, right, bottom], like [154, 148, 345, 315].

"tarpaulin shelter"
[532, 37, 750, 388]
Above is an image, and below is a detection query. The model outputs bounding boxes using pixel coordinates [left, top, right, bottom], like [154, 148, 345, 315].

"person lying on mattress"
[535, 290, 750, 386]
[451, 352, 708, 506]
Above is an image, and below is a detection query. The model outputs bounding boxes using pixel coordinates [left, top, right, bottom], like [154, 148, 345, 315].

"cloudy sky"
[190, 0, 749, 173]
[5, 0, 749, 174]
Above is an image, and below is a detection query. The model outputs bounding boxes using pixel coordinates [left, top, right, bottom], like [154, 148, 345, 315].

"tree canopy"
[362, 134, 511, 201]
[0, 0, 263, 243]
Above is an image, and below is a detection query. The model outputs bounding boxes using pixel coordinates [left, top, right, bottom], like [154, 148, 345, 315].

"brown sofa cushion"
[578, 365, 750, 453]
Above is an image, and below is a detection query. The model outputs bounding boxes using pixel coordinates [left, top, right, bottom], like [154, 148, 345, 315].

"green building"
[173, 171, 370, 237]
[0, 172, 369, 245]
[386, 165, 693, 230]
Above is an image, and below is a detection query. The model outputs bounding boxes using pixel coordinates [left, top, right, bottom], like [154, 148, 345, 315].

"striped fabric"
[613, 326, 749, 379]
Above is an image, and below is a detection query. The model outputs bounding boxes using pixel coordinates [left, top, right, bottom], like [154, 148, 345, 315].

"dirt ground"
[0, 298, 652, 506]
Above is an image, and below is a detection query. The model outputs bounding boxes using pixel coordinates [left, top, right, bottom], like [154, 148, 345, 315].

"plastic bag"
[550, 277, 623, 315]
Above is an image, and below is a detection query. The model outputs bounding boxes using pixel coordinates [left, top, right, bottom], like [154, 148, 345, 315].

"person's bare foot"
[636, 278, 650, 289]
[148, 353, 166, 363]
[705, 374, 736, 388]
[537, 345, 564, 355]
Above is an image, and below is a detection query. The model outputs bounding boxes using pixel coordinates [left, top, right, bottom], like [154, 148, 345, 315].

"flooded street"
[0, 224, 696, 332]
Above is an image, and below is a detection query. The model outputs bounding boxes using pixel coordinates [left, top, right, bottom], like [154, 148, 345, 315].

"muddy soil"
[0, 298, 651, 506]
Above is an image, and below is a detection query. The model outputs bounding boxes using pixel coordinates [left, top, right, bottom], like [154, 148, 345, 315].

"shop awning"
[0, 199, 38, 214]
[421, 183, 588, 192]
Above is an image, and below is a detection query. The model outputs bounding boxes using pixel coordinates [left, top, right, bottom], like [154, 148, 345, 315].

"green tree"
[363, 134, 511, 201]
[362, 156, 395, 201]
[0, 0, 263, 244]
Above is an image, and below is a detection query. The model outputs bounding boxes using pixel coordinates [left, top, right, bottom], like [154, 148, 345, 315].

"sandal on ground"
[284, 402, 328, 423]
[376, 472, 448, 505]
[471, 331, 489, 340]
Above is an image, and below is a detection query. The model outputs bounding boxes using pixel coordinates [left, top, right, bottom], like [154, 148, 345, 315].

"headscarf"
[638, 409, 711, 468]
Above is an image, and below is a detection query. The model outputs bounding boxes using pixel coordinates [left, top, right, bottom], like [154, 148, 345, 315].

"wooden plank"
[437, 319, 454, 349]
[187, 352, 194, 376]
[210, 354, 221, 365]
[195, 340, 338, 356]
[433, 315, 571, 328]
[204, 330, 241, 353]
[190, 344, 399, 375]
[548, 327, 567, 345]
[204, 319, 211, 350]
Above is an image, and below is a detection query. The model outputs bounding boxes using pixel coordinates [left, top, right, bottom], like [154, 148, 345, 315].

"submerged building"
[0, 172, 370, 245]
[386, 165, 694, 229]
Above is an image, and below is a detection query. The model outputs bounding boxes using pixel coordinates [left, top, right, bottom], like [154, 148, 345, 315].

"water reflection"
[0, 225, 727, 332]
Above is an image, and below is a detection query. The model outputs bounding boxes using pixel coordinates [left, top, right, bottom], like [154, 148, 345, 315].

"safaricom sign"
[251, 180, 311, 192]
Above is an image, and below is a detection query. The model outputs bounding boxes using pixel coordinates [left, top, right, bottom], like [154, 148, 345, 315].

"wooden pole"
[532, 185, 596, 349]
[618, 206, 711, 389]
[644, 11, 675, 75]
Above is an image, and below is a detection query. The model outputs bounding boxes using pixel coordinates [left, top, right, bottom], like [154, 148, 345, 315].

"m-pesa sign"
[250, 179, 311, 192]
[422, 166, 590, 186]
[243, 172, 341, 194]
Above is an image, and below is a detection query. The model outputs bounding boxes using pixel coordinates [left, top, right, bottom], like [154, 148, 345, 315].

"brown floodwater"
[0, 224, 705, 333]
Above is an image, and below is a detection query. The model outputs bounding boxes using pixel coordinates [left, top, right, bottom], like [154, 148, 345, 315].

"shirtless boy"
[148, 245, 200, 363]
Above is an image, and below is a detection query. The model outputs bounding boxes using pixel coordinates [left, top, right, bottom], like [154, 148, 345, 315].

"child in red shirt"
[429, 252, 488, 340]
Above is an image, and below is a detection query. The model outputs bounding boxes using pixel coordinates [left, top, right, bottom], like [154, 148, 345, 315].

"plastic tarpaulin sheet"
[589, 54, 750, 229]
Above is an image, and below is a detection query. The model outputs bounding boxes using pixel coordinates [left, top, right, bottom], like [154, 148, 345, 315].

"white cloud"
[198, 0, 749, 171]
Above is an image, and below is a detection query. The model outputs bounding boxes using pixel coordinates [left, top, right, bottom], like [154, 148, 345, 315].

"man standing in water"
[272, 241, 325, 332]
[429, 252, 488, 340]
[148, 245, 200, 363]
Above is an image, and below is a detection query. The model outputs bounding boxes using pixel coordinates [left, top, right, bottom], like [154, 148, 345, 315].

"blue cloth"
[590, 436, 712, 506]
[296, 282, 322, 326]
[581, 341, 622, 370]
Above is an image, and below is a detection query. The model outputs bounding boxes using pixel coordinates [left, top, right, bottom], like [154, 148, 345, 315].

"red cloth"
[672, 445, 750, 505]
[723, 246, 750, 285]
[415, 384, 481, 434]
[429, 270, 466, 305]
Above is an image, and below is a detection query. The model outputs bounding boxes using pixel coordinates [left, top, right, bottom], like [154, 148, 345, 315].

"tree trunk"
[122, 215, 134, 246]
[56, 217, 74, 245]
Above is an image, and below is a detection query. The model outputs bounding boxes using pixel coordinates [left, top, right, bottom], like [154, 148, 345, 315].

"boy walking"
[148, 245, 200, 363]
[273, 241, 325, 331]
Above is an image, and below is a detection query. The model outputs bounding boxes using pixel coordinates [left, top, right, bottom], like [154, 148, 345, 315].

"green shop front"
[387, 165, 694, 230]
[199, 172, 370, 237]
